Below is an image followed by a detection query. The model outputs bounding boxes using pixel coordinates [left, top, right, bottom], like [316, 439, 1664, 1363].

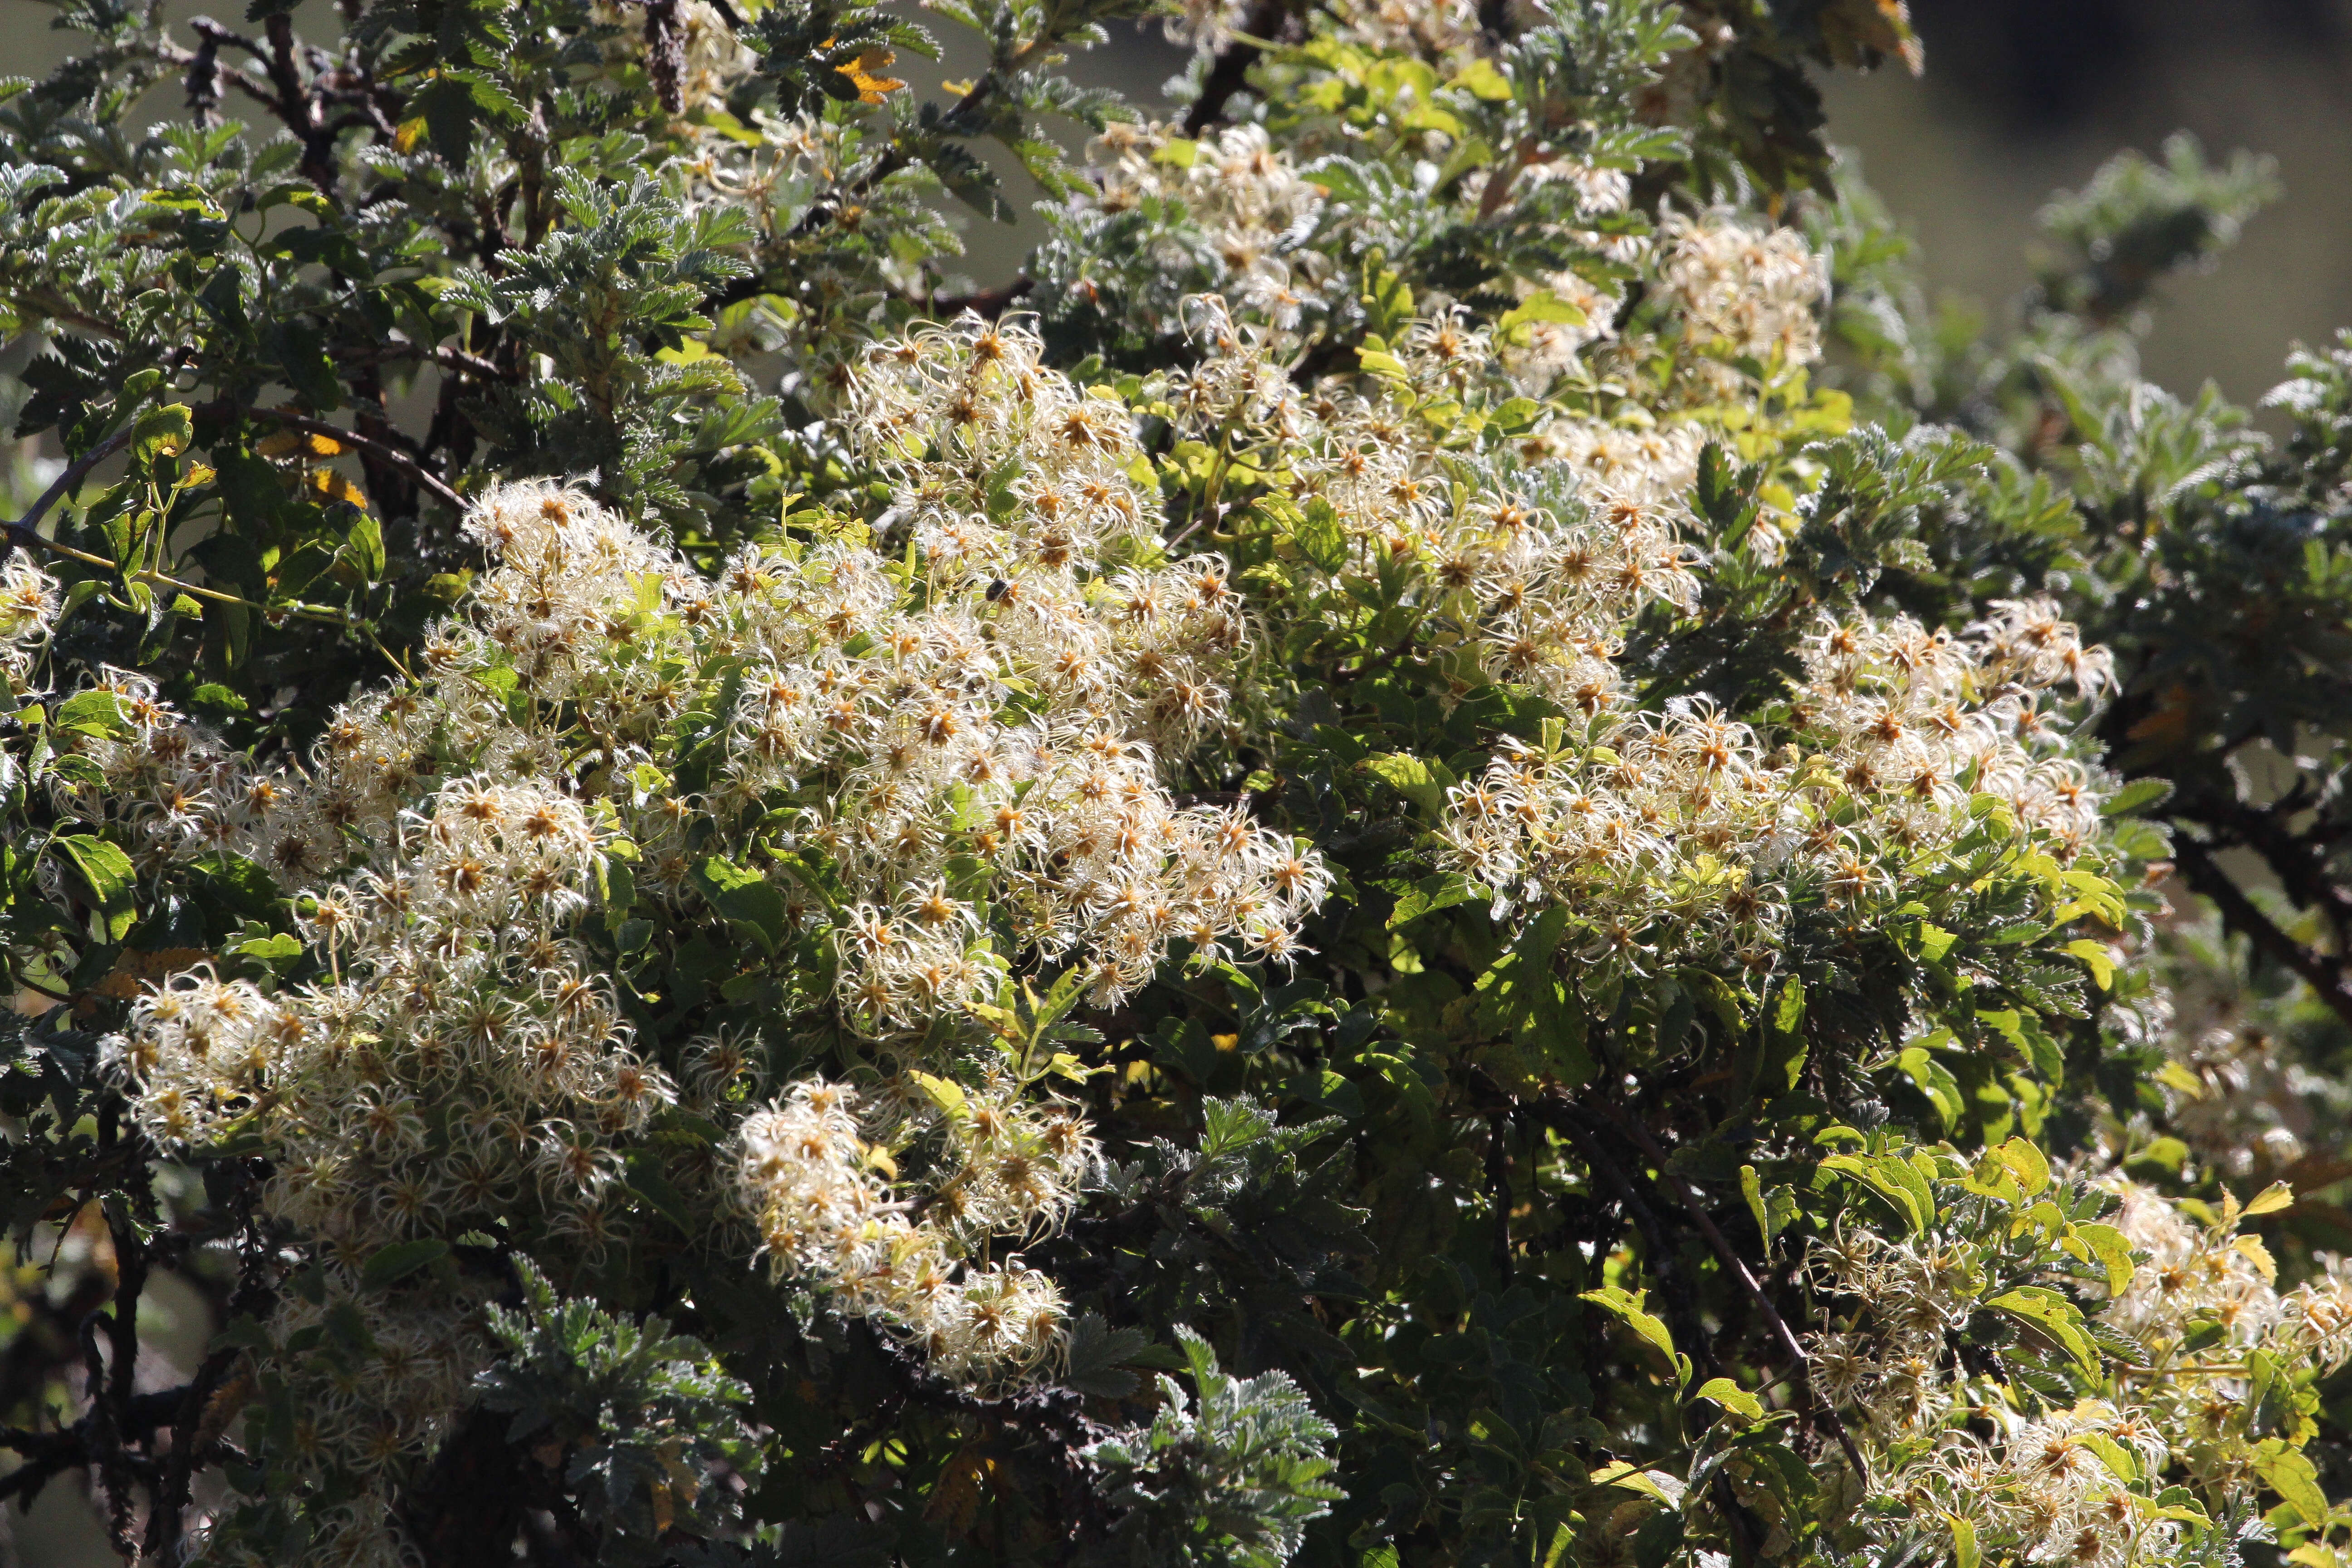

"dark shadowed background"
[3, 0, 2350, 1560]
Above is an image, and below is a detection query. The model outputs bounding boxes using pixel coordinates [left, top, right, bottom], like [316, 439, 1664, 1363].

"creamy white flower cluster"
[1178, 306, 1706, 723]
[0, 557, 57, 686]
[821, 314, 1321, 1011]
[735, 1074, 1098, 1388]
[1086, 122, 1332, 333]
[1655, 210, 1828, 368]
[1809, 1178, 2352, 1568]
[79, 318, 1316, 1454]
[1443, 604, 2112, 978]
[1168, 307, 2108, 977]
[2101, 1178, 2352, 1388]
[102, 752, 659, 1564]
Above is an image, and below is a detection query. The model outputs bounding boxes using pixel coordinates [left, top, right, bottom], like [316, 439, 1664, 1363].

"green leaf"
[1390, 872, 1474, 930]
[55, 834, 137, 941]
[133, 403, 194, 465]
[2256, 1443, 2332, 1528]
[1987, 1286, 2100, 1374]
[361, 1238, 450, 1290]
[1294, 497, 1349, 573]
[2078, 1432, 2137, 1481]
[1820, 1153, 1930, 1235]
[1693, 1377, 1763, 1421]
[1362, 752, 1452, 818]
[342, 511, 385, 580]
[691, 856, 787, 955]
[1581, 1286, 1686, 1385]
[1740, 1164, 1775, 1246]
[53, 689, 136, 739]
[1913, 921, 1957, 962]
[2100, 777, 2173, 818]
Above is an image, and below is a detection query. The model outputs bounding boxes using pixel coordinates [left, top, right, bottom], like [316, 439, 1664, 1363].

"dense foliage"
[3, 0, 2352, 1565]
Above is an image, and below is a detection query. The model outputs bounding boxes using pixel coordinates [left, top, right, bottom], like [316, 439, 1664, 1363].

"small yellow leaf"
[835, 47, 906, 105]
[908, 1070, 967, 1118]
[2236, 1234, 2278, 1284]
[306, 469, 368, 508]
[2155, 1061, 2206, 1100]
[2244, 1181, 2297, 1217]
[394, 118, 427, 153]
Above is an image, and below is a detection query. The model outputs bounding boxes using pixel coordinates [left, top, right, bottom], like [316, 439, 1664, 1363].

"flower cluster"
[1440, 601, 2112, 979]
[1162, 307, 2109, 979]
[99, 754, 655, 1564]
[81, 319, 1318, 1521]
[1068, 120, 1334, 339]
[1654, 210, 1828, 368]
[734, 1075, 1098, 1388]
[0, 557, 56, 687]
[1809, 1176, 2352, 1568]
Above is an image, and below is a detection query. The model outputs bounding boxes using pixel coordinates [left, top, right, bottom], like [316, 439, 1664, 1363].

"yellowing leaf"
[1588, 1460, 1676, 1506]
[2244, 1181, 2297, 1217]
[2075, 1222, 2139, 1295]
[2236, 1234, 2278, 1284]
[1447, 57, 1513, 101]
[1693, 1377, 1763, 1421]
[908, 1070, 967, 1118]
[836, 47, 906, 105]
[2063, 937, 2116, 990]
[2156, 1061, 2207, 1100]
[1994, 1135, 2051, 1196]
[1946, 1514, 1978, 1568]
[307, 468, 368, 508]
[258, 429, 346, 459]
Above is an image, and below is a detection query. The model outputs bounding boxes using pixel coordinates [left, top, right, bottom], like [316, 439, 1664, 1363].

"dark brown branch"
[0, 425, 136, 561]
[2196, 790, 2352, 953]
[241, 406, 467, 512]
[931, 278, 1034, 320]
[2175, 836, 2352, 1033]
[1597, 1103, 1874, 1485]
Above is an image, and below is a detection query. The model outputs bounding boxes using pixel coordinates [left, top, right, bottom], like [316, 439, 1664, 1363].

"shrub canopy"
[4, 0, 2352, 1566]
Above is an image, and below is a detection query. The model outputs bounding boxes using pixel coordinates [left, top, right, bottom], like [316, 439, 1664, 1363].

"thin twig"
[251, 407, 466, 512]
[1598, 1103, 1873, 1485]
